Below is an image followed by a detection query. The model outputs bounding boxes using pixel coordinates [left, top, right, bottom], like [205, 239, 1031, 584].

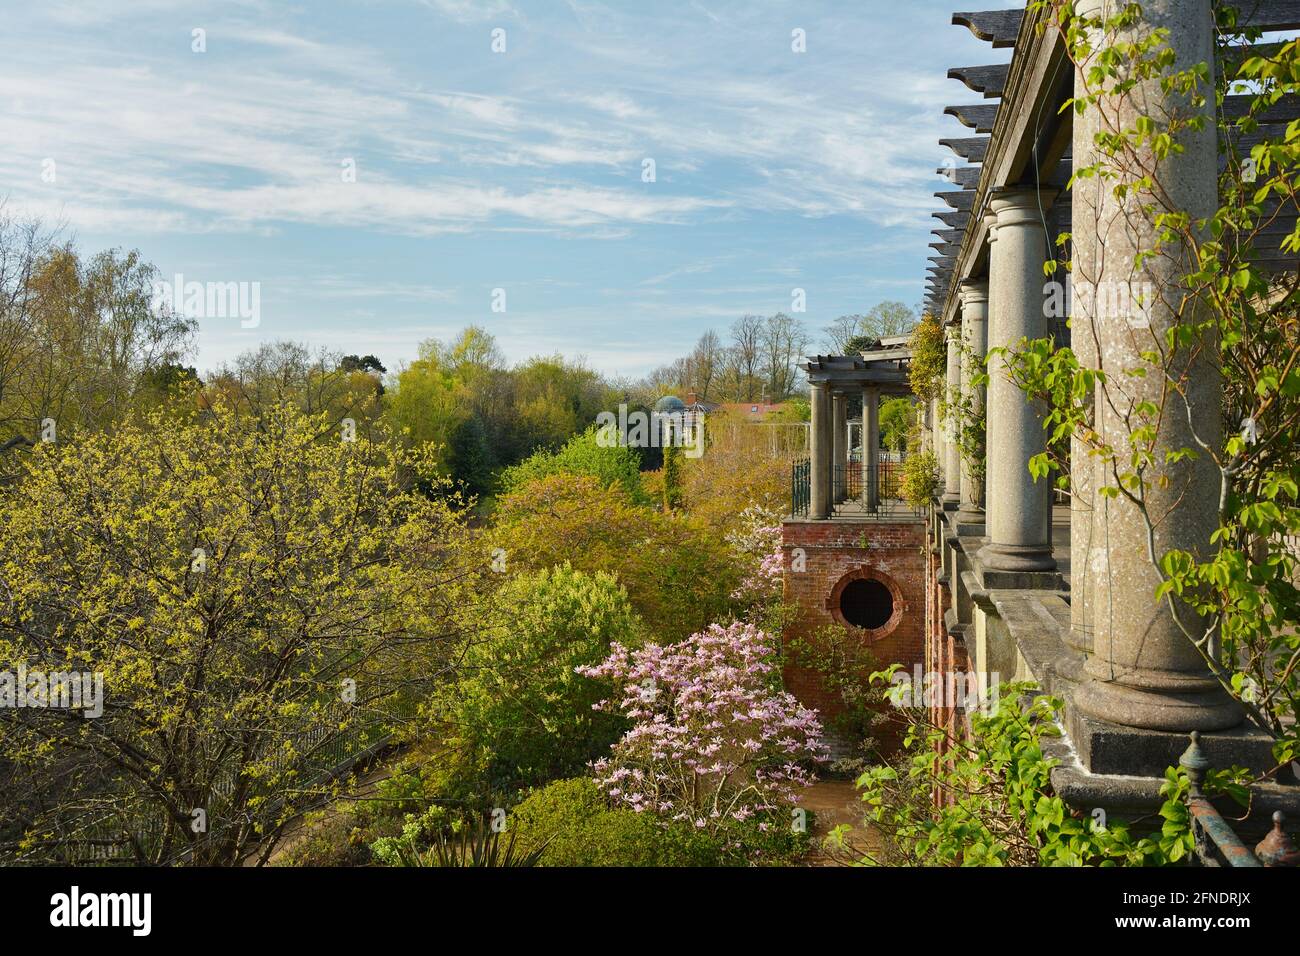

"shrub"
[899, 449, 940, 509]
[510, 778, 720, 866]
[577, 621, 828, 861]
[489, 473, 738, 642]
[431, 563, 644, 797]
[498, 426, 646, 502]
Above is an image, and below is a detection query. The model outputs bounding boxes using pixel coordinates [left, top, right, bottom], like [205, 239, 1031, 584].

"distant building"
[718, 401, 786, 422]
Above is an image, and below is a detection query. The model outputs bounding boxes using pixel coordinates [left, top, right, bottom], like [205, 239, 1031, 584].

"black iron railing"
[791, 453, 917, 518]
[791, 457, 810, 516]
[835, 461, 863, 500]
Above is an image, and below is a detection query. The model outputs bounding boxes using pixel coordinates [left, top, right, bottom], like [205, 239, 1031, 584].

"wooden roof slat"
[936, 189, 976, 210]
[933, 209, 971, 228]
[941, 137, 990, 162]
[1220, 40, 1290, 71]
[952, 10, 1024, 48]
[1222, 92, 1300, 124]
[1225, 0, 1300, 31]
[947, 64, 1009, 98]
[945, 103, 1000, 132]
[938, 165, 982, 188]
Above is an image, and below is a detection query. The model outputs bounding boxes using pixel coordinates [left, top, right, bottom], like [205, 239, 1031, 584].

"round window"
[838, 578, 894, 630]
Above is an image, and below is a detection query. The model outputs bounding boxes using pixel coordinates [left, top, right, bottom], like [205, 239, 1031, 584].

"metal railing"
[1181, 732, 1298, 867]
[791, 457, 810, 516]
[791, 453, 916, 518]
[834, 461, 863, 501]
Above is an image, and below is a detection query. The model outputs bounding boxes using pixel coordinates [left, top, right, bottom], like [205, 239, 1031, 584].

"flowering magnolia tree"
[577, 621, 827, 841]
[726, 506, 784, 605]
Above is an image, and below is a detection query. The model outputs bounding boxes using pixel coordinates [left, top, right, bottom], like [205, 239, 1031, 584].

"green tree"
[490, 473, 736, 643]
[0, 400, 480, 865]
[431, 564, 644, 797]
[498, 426, 646, 502]
[880, 397, 914, 453]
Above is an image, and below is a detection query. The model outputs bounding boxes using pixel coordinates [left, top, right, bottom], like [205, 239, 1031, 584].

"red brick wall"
[780, 518, 927, 757]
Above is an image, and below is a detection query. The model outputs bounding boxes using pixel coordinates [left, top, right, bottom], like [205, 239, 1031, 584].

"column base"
[1073, 669, 1243, 734]
[941, 493, 960, 510]
[954, 505, 985, 535]
[977, 541, 1056, 573]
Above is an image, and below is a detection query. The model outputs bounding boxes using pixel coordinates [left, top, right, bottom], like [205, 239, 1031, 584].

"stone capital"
[990, 186, 1058, 228]
[982, 208, 1000, 242]
[958, 279, 989, 308]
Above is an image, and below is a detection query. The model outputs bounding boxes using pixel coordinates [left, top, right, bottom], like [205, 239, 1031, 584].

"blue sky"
[1, 0, 1013, 378]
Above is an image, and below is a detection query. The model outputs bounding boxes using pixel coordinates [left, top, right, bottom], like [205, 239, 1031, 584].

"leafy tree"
[204, 341, 381, 432]
[662, 445, 684, 510]
[490, 473, 736, 643]
[0, 400, 480, 865]
[880, 397, 915, 452]
[498, 426, 646, 502]
[339, 354, 386, 375]
[431, 564, 644, 797]
[384, 342, 471, 484]
[0, 231, 195, 451]
[825, 302, 919, 353]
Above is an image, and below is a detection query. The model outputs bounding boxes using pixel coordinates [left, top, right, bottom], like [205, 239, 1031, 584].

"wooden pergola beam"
[947, 64, 1009, 98]
[941, 137, 990, 163]
[952, 10, 1023, 48]
[945, 103, 1000, 132]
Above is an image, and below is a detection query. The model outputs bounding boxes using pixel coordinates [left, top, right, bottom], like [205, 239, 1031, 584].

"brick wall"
[780, 517, 927, 757]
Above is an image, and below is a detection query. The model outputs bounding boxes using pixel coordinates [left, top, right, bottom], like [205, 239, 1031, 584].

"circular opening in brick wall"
[838, 578, 894, 630]
[826, 567, 906, 638]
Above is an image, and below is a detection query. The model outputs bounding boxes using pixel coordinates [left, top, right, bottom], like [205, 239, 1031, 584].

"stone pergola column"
[929, 395, 941, 467]
[809, 382, 832, 519]
[1072, 0, 1239, 731]
[956, 279, 989, 526]
[977, 187, 1056, 573]
[863, 386, 880, 510]
[832, 392, 848, 503]
[942, 324, 961, 507]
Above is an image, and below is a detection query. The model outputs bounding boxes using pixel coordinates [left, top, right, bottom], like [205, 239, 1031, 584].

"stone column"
[942, 325, 961, 507]
[863, 386, 880, 510]
[930, 395, 941, 465]
[1067, 48, 1098, 660]
[832, 392, 847, 503]
[1072, 0, 1239, 731]
[977, 187, 1056, 573]
[809, 382, 831, 519]
[956, 280, 989, 526]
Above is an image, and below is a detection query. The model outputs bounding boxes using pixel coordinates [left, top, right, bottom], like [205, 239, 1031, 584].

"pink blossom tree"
[727, 506, 784, 604]
[577, 621, 827, 845]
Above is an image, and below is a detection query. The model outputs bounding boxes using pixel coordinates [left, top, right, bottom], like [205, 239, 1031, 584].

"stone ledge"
[1044, 726, 1300, 840]
[1066, 707, 1284, 780]
[990, 588, 1292, 780]
[976, 561, 1064, 591]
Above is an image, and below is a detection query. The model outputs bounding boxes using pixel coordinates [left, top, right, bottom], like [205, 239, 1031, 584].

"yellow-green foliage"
[430, 563, 645, 797]
[489, 473, 739, 643]
[0, 400, 482, 865]
[511, 777, 720, 866]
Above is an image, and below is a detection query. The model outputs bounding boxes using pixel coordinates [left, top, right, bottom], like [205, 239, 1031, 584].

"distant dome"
[655, 395, 686, 412]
